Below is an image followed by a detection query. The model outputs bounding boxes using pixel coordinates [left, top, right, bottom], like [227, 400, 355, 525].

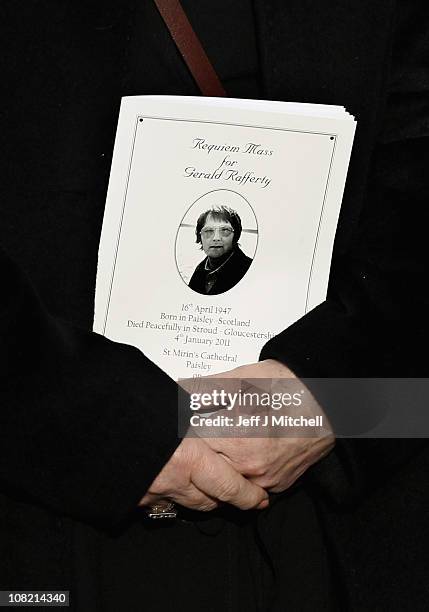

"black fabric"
[188, 246, 253, 295]
[259, 0, 429, 505]
[1, 1, 429, 610]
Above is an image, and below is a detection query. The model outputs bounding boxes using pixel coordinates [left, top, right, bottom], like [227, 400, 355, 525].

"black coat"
[1, 1, 428, 610]
[188, 247, 252, 295]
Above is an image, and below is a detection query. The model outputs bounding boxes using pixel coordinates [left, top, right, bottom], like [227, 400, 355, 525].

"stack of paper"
[95, 96, 355, 380]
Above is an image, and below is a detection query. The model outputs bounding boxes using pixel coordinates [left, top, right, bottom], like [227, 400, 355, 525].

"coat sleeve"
[260, 0, 429, 506]
[0, 246, 181, 527]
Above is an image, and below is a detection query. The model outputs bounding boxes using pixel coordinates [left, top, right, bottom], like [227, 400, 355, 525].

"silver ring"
[147, 501, 177, 519]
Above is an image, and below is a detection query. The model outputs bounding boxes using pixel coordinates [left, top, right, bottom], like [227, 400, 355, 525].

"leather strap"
[153, 0, 227, 97]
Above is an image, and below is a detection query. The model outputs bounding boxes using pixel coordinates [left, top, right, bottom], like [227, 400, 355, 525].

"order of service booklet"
[94, 96, 356, 380]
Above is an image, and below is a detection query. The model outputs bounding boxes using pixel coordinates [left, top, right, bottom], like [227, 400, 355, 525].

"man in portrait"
[188, 205, 252, 295]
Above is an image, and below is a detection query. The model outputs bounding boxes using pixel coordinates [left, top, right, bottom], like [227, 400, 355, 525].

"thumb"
[191, 446, 269, 510]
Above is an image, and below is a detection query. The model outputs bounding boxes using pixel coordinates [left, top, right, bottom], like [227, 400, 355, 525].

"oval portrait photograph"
[175, 189, 258, 296]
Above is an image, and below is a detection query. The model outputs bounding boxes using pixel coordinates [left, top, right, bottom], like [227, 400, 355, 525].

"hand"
[192, 360, 335, 493]
[139, 436, 269, 511]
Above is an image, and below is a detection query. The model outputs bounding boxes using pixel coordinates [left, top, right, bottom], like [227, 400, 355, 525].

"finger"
[140, 485, 219, 512]
[247, 438, 330, 491]
[173, 484, 220, 511]
[192, 450, 268, 510]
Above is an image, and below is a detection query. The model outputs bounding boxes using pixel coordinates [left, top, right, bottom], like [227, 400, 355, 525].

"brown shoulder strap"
[153, 0, 227, 97]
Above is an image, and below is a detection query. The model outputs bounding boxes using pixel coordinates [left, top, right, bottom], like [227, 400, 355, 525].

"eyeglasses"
[201, 227, 234, 238]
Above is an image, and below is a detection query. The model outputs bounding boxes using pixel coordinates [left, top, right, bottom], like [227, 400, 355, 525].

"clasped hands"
[140, 360, 334, 512]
